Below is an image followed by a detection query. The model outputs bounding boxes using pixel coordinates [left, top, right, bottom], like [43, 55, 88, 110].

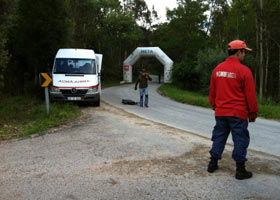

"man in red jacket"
[207, 40, 258, 180]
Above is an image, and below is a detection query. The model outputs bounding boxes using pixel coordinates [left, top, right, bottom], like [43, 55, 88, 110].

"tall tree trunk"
[255, 16, 259, 86]
[125, 49, 127, 60]
[279, 47, 280, 99]
[98, 40, 101, 53]
[236, 17, 239, 39]
[264, 34, 269, 96]
[259, 0, 264, 100]
[270, 37, 280, 99]
[0, 70, 4, 92]
[205, 0, 213, 36]
[119, 42, 122, 67]
[34, 67, 38, 86]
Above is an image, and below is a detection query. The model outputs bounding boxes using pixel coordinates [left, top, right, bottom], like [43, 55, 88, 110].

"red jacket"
[209, 57, 258, 120]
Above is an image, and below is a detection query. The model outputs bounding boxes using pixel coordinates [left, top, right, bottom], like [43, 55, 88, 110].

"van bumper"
[50, 91, 100, 102]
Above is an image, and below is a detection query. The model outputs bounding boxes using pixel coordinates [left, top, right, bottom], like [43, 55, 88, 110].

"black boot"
[207, 157, 218, 173]
[235, 161, 252, 180]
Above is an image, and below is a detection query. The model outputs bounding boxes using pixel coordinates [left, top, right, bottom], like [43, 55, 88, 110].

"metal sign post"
[40, 73, 52, 114]
[45, 87, 50, 114]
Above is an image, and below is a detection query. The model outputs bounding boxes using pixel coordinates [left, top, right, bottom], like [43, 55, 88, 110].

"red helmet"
[228, 40, 252, 51]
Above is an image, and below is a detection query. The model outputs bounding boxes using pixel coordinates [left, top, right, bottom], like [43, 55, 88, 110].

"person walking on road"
[207, 40, 258, 180]
[135, 68, 152, 107]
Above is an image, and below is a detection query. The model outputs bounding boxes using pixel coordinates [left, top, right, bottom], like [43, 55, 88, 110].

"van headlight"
[87, 87, 98, 93]
[50, 87, 60, 93]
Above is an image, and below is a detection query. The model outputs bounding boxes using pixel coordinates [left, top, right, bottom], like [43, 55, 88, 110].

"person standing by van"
[135, 68, 152, 107]
[207, 40, 258, 180]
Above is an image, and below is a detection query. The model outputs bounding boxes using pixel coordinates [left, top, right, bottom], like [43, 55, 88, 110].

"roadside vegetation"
[0, 80, 121, 141]
[102, 80, 121, 89]
[159, 84, 280, 121]
[0, 96, 80, 141]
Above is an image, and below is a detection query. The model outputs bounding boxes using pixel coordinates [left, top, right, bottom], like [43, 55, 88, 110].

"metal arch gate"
[123, 47, 174, 83]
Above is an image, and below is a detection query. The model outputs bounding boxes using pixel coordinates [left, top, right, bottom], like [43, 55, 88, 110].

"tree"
[155, 0, 208, 61]
[252, 0, 280, 99]
[66, 0, 121, 48]
[195, 47, 226, 93]
[97, 10, 144, 79]
[0, 0, 16, 93]
[207, 0, 230, 49]
[122, 0, 153, 28]
[259, 0, 264, 99]
[153, 0, 208, 89]
[261, 0, 280, 98]
[7, 0, 72, 93]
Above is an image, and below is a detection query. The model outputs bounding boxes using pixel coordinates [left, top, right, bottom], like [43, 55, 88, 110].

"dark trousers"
[210, 116, 250, 162]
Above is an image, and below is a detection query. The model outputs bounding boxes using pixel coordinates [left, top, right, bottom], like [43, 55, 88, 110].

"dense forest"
[0, 0, 280, 101]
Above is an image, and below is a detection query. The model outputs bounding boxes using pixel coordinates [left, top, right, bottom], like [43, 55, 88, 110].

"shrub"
[172, 58, 200, 90]
[195, 47, 227, 94]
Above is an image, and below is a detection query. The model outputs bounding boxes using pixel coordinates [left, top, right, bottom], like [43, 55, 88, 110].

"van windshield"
[53, 58, 96, 74]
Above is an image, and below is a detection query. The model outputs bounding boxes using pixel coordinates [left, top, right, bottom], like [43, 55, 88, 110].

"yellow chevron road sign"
[40, 73, 52, 87]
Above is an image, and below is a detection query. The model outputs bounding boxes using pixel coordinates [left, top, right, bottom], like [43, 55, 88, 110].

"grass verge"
[102, 80, 121, 89]
[159, 84, 280, 120]
[0, 80, 120, 141]
[0, 96, 80, 141]
[159, 84, 211, 108]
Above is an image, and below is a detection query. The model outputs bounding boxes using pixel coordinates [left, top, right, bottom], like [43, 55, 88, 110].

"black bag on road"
[122, 99, 138, 105]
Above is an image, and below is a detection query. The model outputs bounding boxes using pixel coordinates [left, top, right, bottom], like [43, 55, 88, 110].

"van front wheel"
[94, 98, 100, 106]
[92, 94, 100, 106]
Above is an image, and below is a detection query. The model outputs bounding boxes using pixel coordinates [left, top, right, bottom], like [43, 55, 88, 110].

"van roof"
[56, 48, 96, 59]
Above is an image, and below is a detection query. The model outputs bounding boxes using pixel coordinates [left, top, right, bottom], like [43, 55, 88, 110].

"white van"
[50, 48, 103, 106]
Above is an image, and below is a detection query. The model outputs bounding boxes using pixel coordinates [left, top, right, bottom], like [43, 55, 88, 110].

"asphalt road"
[102, 82, 280, 157]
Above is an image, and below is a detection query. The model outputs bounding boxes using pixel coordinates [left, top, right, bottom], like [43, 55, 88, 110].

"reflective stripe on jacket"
[209, 57, 258, 120]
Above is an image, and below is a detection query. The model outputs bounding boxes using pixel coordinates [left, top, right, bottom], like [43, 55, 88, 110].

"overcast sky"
[144, 0, 178, 22]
